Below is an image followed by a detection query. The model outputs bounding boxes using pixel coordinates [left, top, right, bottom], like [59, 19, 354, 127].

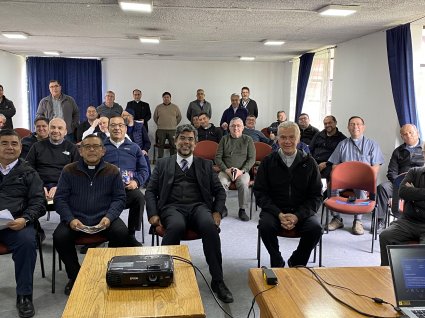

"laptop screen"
[388, 245, 425, 307]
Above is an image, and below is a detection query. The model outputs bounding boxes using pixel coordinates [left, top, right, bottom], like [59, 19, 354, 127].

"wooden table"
[249, 266, 401, 318]
[62, 245, 205, 318]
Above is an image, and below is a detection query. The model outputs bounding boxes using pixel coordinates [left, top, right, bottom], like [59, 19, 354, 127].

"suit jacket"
[145, 155, 226, 218]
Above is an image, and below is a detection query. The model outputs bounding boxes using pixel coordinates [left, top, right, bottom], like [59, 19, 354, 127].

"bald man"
[26, 118, 79, 201]
[375, 124, 424, 228]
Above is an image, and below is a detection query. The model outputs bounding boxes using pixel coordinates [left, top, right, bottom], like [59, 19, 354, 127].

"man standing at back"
[26, 118, 79, 202]
[146, 124, 233, 303]
[153, 92, 182, 159]
[186, 89, 212, 124]
[103, 116, 149, 245]
[220, 94, 248, 133]
[97, 91, 123, 118]
[126, 89, 151, 132]
[327, 116, 384, 235]
[36, 80, 79, 142]
[215, 117, 255, 221]
[240, 87, 258, 118]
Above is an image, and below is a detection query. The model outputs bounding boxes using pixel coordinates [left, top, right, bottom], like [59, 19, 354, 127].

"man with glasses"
[103, 116, 149, 245]
[327, 116, 384, 235]
[53, 134, 130, 295]
[215, 117, 255, 221]
[297, 113, 319, 146]
[36, 80, 79, 142]
[146, 124, 233, 303]
[97, 90, 123, 118]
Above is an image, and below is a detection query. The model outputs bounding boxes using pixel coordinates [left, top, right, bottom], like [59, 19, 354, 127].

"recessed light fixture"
[119, 1, 152, 13]
[318, 5, 358, 17]
[240, 56, 255, 61]
[264, 40, 285, 46]
[43, 51, 61, 56]
[2, 32, 29, 39]
[139, 37, 160, 44]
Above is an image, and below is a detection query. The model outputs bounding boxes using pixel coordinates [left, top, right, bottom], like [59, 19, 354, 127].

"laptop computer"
[388, 245, 425, 318]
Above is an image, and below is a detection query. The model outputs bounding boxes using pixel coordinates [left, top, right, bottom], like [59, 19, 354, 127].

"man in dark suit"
[126, 89, 151, 132]
[145, 124, 233, 303]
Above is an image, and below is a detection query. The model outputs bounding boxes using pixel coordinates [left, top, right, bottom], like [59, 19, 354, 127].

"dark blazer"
[126, 100, 151, 131]
[145, 155, 226, 218]
[240, 99, 258, 118]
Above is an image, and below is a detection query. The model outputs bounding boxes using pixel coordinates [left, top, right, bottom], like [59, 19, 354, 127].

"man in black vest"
[146, 124, 233, 303]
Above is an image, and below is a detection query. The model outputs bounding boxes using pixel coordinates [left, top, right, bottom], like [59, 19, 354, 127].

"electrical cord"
[171, 255, 234, 318]
[293, 265, 402, 318]
[246, 284, 278, 318]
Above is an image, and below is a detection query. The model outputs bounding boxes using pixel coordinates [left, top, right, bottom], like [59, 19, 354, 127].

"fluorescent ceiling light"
[2, 32, 29, 39]
[240, 56, 255, 61]
[139, 37, 160, 44]
[318, 5, 357, 17]
[119, 1, 152, 13]
[43, 51, 60, 56]
[264, 40, 285, 46]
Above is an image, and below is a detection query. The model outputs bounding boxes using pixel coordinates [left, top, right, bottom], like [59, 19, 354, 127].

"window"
[414, 27, 425, 136]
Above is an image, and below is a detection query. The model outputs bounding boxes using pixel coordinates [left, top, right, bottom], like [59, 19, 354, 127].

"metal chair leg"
[257, 229, 261, 268]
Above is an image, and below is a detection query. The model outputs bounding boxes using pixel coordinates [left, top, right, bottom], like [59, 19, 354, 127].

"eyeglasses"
[80, 144, 103, 150]
[230, 124, 243, 128]
[178, 136, 195, 142]
[49, 85, 59, 88]
[110, 123, 126, 128]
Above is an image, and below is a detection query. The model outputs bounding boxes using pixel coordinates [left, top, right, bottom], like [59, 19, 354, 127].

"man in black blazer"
[146, 124, 233, 303]
[126, 89, 151, 132]
[240, 86, 258, 118]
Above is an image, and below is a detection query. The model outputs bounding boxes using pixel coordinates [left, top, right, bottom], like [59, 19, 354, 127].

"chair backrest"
[15, 128, 32, 139]
[330, 161, 376, 197]
[193, 140, 218, 161]
[254, 142, 272, 162]
[261, 127, 270, 138]
[391, 172, 407, 215]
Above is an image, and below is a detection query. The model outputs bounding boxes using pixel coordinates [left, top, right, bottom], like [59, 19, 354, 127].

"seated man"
[379, 161, 425, 265]
[53, 134, 130, 295]
[215, 117, 255, 221]
[375, 124, 423, 227]
[146, 124, 233, 303]
[268, 110, 287, 140]
[26, 118, 79, 202]
[122, 108, 151, 185]
[298, 113, 319, 146]
[191, 115, 200, 129]
[81, 115, 110, 141]
[104, 116, 149, 245]
[243, 115, 273, 144]
[0, 129, 46, 318]
[76, 105, 98, 142]
[254, 121, 322, 267]
[197, 111, 223, 143]
[20, 116, 49, 159]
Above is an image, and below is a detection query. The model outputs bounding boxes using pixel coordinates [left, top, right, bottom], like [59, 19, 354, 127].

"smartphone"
[347, 196, 356, 203]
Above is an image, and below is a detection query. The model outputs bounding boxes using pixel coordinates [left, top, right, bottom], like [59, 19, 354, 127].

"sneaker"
[352, 220, 364, 235]
[326, 217, 344, 231]
[238, 209, 249, 221]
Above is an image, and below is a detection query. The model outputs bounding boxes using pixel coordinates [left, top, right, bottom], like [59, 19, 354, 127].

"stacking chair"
[324, 161, 377, 253]
[249, 142, 273, 218]
[152, 132, 172, 164]
[256, 227, 322, 267]
[51, 233, 108, 293]
[261, 127, 270, 138]
[386, 172, 407, 227]
[0, 221, 45, 278]
[150, 224, 204, 246]
[14, 127, 32, 139]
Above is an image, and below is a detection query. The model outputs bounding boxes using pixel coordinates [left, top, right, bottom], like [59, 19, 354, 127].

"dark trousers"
[53, 218, 130, 280]
[144, 154, 151, 186]
[160, 204, 223, 281]
[156, 129, 176, 158]
[259, 212, 322, 267]
[376, 181, 392, 220]
[0, 225, 37, 295]
[126, 188, 145, 232]
[379, 218, 425, 265]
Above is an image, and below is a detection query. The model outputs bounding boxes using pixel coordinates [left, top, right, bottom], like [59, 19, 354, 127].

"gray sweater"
[215, 134, 256, 173]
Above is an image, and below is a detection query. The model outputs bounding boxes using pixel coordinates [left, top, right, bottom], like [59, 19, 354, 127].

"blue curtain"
[294, 53, 315, 120]
[27, 57, 102, 130]
[386, 24, 418, 128]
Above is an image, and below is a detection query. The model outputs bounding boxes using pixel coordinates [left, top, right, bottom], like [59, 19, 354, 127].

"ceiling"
[1, 0, 425, 62]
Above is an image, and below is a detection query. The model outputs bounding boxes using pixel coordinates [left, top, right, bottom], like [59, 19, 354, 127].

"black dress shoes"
[238, 209, 249, 222]
[221, 206, 228, 218]
[128, 235, 143, 247]
[16, 294, 35, 318]
[211, 280, 234, 303]
[64, 279, 75, 296]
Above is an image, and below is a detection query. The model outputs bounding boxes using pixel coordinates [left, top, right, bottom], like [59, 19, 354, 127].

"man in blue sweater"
[53, 134, 129, 295]
[104, 116, 149, 245]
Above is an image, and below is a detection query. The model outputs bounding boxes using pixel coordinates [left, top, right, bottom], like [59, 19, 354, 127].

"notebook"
[387, 245, 425, 318]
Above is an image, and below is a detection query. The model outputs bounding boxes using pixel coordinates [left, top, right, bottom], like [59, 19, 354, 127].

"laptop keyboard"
[412, 310, 425, 318]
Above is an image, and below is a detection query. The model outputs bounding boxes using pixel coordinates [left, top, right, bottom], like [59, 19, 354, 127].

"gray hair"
[231, 93, 240, 99]
[229, 117, 243, 126]
[278, 121, 300, 139]
[175, 124, 198, 141]
[0, 114, 6, 122]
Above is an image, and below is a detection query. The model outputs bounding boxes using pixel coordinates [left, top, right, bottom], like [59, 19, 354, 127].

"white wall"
[0, 51, 28, 128]
[102, 58, 286, 140]
[332, 30, 399, 183]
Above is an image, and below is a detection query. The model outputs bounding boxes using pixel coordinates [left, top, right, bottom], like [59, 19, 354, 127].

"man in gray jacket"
[186, 89, 212, 123]
[36, 80, 79, 142]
